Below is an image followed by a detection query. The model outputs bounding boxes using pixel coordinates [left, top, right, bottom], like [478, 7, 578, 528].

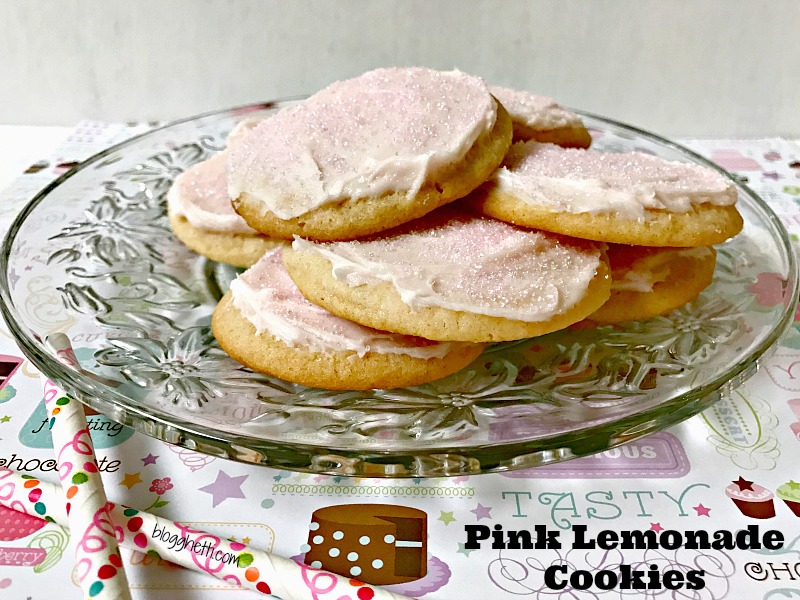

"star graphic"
[650, 522, 664, 532]
[0, 416, 11, 423]
[228, 536, 237, 542]
[199, 470, 248, 507]
[457, 542, 476, 556]
[438, 511, 456, 526]
[7, 268, 19, 287]
[471, 503, 492, 520]
[120, 472, 143, 489]
[693, 504, 711, 517]
[242, 536, 251, 544]
[733, 476, 754, 491]
[141, 453, 159, 466]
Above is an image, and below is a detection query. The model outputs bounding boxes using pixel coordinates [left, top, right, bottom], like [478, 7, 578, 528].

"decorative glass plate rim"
[1, 101, 798, 476]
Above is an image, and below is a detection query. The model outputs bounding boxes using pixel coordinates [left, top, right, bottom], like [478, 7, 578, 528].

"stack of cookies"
[166, 67, 743, 390]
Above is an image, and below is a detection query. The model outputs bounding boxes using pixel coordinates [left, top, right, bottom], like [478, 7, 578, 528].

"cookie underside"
[514, 123, 592, 148]
[232, 103, 513, 241]
[169, 212, 285, 268]
[211, 294, 485, 390]
[470, 187, 744, 247]
[585, 248, 717, 324]
[283, 248, 612, 343]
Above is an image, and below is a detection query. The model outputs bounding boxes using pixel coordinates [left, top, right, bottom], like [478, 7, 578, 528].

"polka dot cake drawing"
[302, 504, 427, 585]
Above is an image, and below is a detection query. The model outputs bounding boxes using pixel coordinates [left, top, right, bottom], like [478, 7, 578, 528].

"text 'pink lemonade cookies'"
[283, 208, 611, 342]
[167, 153, 283, 267]
[489, 86, 591, 148]
[228, 67, 512, 241]
[471, 141, 743, 247]
[586, 244, 717, 325]
[211, 248, 484, 390]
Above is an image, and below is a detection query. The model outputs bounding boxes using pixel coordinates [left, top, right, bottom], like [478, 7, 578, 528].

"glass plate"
[1, 101, 797, 477]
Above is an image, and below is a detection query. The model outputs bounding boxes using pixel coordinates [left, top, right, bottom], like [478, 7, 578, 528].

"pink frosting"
[292, 208, 603, 322]
[725, 482, 774, 502]
[168, 153, 258, 234]
[494, 141, 737, 219]
[229, 249, 466, 359]
[489, 86, 584, 130]
[228, 67, 497, 219]
[226, 117, 264, 147]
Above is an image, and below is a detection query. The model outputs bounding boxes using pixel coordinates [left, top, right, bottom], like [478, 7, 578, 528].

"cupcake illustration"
[726, 476, 776, 519]
[776, 480, 800, 517]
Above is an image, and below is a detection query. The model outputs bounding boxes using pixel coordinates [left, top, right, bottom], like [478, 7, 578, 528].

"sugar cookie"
[167, 153, 283, 267]
[489, 86, 591, 147]
[284, 209, 611, 342]
[228, 67, 512, 241]
[471, 141, 743, 247]
[586, 245, 717, 324]
[212, 249, 485, 390]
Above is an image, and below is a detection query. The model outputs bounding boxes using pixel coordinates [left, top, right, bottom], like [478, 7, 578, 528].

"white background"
[1, 0, 798, 136]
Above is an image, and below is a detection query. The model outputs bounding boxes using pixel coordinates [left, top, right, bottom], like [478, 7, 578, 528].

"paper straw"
[0, 468, 414, 600]
[43, 333, 132, 599]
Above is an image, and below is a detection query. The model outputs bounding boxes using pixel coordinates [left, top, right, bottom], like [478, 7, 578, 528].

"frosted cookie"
[225, 117, 263, 147]
[167, 153, 283, 268]
[471, 141, 743, 247]
[228, 67, 512, 241]
[211, 249, 484, 390]
[585, 245, 716, 324]
[304, 504, 426, 584]
[489, 86, 591, 147]
[284, 209, 611, 342]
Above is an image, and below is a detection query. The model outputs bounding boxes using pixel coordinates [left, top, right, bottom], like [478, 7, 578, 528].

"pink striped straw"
[43, 333, 132, 599]
[0, 468, 414, 600]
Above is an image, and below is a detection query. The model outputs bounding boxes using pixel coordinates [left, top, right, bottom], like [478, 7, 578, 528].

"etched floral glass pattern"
[0, 103, 797, 476]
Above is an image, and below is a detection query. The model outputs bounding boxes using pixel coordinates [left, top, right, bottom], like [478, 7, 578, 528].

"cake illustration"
[787, 398, 800, 418]
[726, 476, 776, 519]
[303, 504, 427, 585]
[0, 505, 46, 541]
[776, 480, 800, 517]
[0, 354, 23, 392]
[791, 421, 800, 442]
[710, 149, 762, 172]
